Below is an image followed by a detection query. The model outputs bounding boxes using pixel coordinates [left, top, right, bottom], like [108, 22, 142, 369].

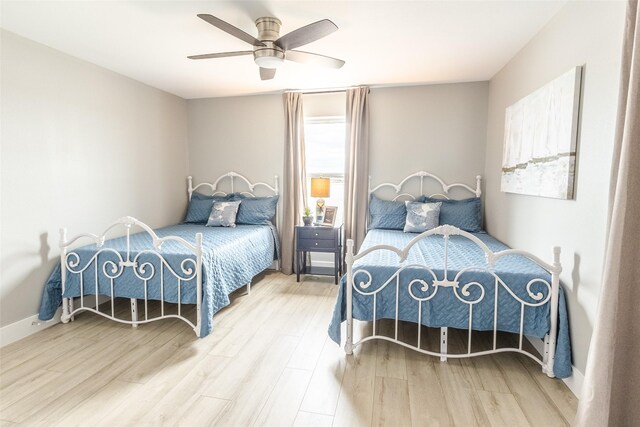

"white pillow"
[403, 201, 441, 233]
[206, 200, 241, 227]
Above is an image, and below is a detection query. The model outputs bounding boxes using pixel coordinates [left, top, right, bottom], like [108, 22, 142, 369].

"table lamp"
[310, 177, 330, 223]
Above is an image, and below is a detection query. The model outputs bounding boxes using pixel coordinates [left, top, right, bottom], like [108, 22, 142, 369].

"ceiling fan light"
[254, 46, 285, 69]
[254, 55, 284, 69]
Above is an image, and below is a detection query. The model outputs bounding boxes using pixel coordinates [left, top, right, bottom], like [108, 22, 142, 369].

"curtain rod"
[302, 89, 346, 95]
[285, 86, 370, 95]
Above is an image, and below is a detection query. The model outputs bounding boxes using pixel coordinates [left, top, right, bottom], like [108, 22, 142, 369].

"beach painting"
[501, 66, 582, 199]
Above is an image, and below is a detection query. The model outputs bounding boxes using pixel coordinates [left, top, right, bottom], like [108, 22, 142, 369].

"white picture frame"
[322, 206, 337, 227]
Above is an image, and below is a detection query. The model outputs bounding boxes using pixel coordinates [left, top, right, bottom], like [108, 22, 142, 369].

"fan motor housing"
[254, 17, 284, 68]
[255, 17, 281, 41]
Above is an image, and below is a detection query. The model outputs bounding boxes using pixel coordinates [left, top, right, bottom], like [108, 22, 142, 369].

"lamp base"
[315, 198, 325, 223]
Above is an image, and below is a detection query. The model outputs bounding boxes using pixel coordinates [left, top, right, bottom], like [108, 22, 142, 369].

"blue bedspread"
[39, 223, 278, 337]
[328, 229, 572, 378]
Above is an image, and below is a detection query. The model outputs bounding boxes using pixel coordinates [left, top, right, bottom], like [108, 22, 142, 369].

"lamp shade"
[310, 177, 330, 198]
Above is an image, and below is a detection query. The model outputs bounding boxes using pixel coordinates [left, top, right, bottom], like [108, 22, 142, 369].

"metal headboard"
[187, 171, 280, 235]
[188, 172, 279, 199]
[369, 171, 482, 201]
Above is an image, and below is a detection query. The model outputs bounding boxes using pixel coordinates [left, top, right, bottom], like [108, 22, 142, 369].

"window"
[305, 117, 346, 225]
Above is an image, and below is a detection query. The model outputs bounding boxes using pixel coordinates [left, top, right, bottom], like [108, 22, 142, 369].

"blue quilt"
[328, 229, 572, 378]
[39, 223, 278, 338]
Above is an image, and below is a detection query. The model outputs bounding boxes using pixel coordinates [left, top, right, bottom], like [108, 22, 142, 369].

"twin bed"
[328, 171, 571, 379]
[38, 172, 279, 338]
[38, 169, 571, 379]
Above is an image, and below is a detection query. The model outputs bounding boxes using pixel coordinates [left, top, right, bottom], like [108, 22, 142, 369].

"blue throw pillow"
[184, 192, 230, 224]
[236, 195, 279, 225]
[404, 201, 442, 233]
[422, 196, 483, 232]
[228, 192, 250, 200]
[368, 195, 407, 230]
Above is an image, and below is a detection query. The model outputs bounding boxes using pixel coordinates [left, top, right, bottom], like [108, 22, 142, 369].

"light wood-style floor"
[0, 272, 577, 426]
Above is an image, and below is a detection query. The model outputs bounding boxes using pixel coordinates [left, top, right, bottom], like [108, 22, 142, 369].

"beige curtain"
[344, 86, 370, 251]
[575, 1, 640, 425]
[280, 92, 308, 275]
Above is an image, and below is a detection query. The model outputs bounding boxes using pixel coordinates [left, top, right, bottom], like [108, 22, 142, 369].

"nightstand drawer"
[297, 238, 336, 250]
[297, 227, 334, 240]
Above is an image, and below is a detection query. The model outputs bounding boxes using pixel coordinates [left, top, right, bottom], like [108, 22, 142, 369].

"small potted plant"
[303, 207, 313, 226]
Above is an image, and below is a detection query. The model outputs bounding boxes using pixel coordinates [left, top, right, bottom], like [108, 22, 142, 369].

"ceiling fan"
[188, 14, 345, 80]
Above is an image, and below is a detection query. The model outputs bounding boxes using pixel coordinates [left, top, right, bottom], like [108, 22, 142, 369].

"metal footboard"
[343, 224, 562, 378]
[59, 216, 204, 337]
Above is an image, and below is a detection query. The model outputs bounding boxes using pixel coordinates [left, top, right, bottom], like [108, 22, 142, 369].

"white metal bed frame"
[60, 171, 279, 337]
[344, 171, 561, 377]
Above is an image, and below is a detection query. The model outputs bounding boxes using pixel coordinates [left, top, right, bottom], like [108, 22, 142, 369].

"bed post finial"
[187, 176, 194, 201]
[475, 176, 482, 197]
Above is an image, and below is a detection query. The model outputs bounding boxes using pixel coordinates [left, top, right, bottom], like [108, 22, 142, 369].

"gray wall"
[369, 83, 488, 193]
[0, 30, 189, 327]
[187, 82, 489, 196]
[187, 94, 284, 188]
[483, 1, 626, 374]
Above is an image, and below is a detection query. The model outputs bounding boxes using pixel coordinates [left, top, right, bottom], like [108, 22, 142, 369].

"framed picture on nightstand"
[321, 206, 337, 226]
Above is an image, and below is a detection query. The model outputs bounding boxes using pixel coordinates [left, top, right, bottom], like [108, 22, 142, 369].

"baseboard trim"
[526, 336, 583, 398]
[562, 365, 584, 399]
[0, 308, 63, 348]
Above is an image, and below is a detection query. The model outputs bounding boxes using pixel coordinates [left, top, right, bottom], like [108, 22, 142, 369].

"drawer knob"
[315, 242, 318, 246]
[315, 232, 318, 236]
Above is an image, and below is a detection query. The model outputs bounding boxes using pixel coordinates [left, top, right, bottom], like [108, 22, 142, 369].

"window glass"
[305, 117, 346, 225]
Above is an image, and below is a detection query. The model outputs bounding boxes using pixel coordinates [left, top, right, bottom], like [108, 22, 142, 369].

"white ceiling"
[0, 1, 566, 99]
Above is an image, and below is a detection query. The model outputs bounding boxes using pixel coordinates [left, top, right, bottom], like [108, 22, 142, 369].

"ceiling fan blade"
[187, 51, 253, 60]
[286, 50, 345, 69]
[197, 14, 265, 47]
[260, 67, 276, 80]
[275, 19, 338, 50]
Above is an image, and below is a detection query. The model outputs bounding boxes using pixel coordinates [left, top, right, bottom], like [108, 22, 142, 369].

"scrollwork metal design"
[131, 250, 197, 282]
[525, 278, 551, 303]
[134, 261, 155, 281]
[452, 267, 551, 307]
[65, 252, 81, 271]
[352, 269, 373, 292]
[102, 260, 122, 279]
[453, 281, 486, 305]
[406, 267, 439, 302]
[352, 264, 439, 298]
[180, 258, 197, 280]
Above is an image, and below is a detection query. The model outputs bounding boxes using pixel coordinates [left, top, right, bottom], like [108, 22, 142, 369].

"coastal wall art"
[501, 66, 582, 199]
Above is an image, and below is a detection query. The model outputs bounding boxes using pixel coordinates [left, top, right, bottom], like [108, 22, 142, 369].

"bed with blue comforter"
[39, 223, 278, 338]
[328, 229, 572, 378]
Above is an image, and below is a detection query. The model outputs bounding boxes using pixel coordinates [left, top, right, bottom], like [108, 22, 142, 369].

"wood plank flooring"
[0, 272, 577, 426]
